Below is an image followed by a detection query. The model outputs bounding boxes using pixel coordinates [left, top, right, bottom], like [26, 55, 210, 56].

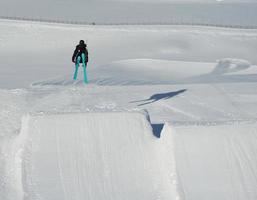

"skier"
[72, 40, 89, 83]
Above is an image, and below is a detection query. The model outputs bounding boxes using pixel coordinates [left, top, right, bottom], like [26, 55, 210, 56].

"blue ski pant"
[73, 53, 88, 83]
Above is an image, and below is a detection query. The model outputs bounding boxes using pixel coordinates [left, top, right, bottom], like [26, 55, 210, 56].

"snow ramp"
[19, 112, 179, 200]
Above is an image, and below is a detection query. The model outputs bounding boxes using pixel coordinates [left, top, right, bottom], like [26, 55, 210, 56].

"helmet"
[79, 40, 85, 44]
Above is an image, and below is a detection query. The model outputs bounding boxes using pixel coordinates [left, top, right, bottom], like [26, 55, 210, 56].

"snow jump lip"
[16, 112, 178, 200]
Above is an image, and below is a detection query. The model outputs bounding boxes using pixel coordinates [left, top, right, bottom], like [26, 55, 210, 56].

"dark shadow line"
[131, 89, 187, 106]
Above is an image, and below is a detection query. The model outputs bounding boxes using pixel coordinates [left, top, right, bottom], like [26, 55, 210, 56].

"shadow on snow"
[131, 89, 187, 106]
[151, 124, 164, 138]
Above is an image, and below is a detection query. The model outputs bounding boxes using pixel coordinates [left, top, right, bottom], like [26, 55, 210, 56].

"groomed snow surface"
[0, 19, 257, 200]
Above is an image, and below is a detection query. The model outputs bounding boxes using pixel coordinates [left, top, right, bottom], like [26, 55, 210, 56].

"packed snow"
[0, 3, 257, 199]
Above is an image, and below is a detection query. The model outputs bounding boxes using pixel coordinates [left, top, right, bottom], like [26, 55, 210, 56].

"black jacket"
[72, 44, 88, 63]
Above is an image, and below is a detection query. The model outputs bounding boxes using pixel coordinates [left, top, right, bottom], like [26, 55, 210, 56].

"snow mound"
[169, 122, 257, 200]
[32, 59, 257, 87]
[17, 112, 179, 200]
[32, 59, 215, 86]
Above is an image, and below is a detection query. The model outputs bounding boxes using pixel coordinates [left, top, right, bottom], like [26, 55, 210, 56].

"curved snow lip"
[212, 58, 252, 75]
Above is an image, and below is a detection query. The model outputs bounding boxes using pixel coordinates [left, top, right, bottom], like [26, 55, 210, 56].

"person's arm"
[72, 47, 78, 62]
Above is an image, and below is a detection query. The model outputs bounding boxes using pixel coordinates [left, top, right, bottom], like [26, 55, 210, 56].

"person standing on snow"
[72, 40, 89, 83]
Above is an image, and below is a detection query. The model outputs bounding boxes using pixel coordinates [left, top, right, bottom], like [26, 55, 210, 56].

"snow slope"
[0, 10, 257, 200]
[17, 112, 178, 200]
